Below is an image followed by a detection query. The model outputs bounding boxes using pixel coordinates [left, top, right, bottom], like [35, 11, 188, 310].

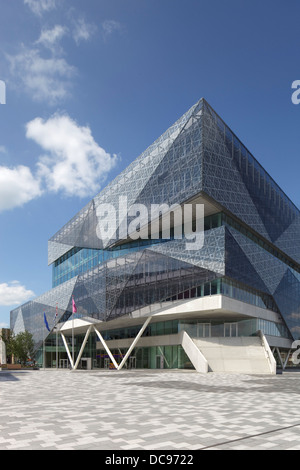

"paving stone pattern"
[1, 369, 300, 450]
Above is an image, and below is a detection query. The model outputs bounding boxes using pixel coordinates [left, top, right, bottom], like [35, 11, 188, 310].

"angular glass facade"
[52, 213, 223, 288]
[10, 98, 300, 368]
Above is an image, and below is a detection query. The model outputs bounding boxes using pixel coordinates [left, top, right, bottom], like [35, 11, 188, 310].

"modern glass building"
[10, 99, 300, 373]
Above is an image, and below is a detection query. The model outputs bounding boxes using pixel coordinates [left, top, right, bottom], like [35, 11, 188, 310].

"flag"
[72, 297, 77, 314]
[44, 313, 51, 332]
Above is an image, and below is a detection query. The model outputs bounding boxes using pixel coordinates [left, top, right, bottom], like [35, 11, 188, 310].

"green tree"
[0, 330, 13, 362]
[13, 331, 35, 365]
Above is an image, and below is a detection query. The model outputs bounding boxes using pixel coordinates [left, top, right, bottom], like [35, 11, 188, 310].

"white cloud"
[101, 20, 122, 41]
[7, 46, 76, 105]
[24, 0, 56, 16]
[9, 10, 118, 105]
[36, 25, 68, 52]
[0, 165, 42, 212]
[0, 113, 117, 212]
[72, 18, 97, 45]
[26, 113, 118, 198]
[0, 281, 35, 306]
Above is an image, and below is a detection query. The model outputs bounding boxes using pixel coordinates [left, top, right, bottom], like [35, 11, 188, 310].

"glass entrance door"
[224, 323, 238, 337]
[156, 355, 164, 369]
[129, 356, 136, 369]
[59, 359, 68, 369]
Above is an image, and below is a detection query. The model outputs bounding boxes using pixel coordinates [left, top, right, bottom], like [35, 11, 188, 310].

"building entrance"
[156, 355, 164, 369]
[59, 359, 69, 369]
[129, 356, 136, 369]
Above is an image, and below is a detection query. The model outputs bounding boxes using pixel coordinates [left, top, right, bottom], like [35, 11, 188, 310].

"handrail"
[257, 330, 276, 375]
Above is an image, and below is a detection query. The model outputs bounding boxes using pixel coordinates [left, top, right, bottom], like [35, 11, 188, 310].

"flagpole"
[43, 312, 51, 370]
[43, 323, 45, 371]
[72, 296, 74, 369]
[72, 314, 74, 369]
[71, 296, 78, 370]
[56, 303, 58, 370]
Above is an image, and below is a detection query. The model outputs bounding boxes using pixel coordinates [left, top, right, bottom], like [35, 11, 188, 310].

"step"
[192, 337, 272, 374]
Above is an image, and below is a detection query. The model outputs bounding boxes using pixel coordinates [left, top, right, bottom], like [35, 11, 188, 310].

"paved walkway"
[1, 369, 300, 450]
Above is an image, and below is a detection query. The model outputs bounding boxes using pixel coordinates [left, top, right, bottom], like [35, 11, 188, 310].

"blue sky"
[1, 0, 300, 328]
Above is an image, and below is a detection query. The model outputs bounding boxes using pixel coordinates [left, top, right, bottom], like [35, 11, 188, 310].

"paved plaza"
[1, 369, 300, 450]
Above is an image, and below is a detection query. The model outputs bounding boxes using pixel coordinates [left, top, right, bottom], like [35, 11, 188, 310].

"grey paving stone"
[1, 369, 300, 450]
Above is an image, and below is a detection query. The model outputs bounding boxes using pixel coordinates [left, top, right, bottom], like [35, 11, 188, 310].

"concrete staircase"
[192, 336, 275, 374]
